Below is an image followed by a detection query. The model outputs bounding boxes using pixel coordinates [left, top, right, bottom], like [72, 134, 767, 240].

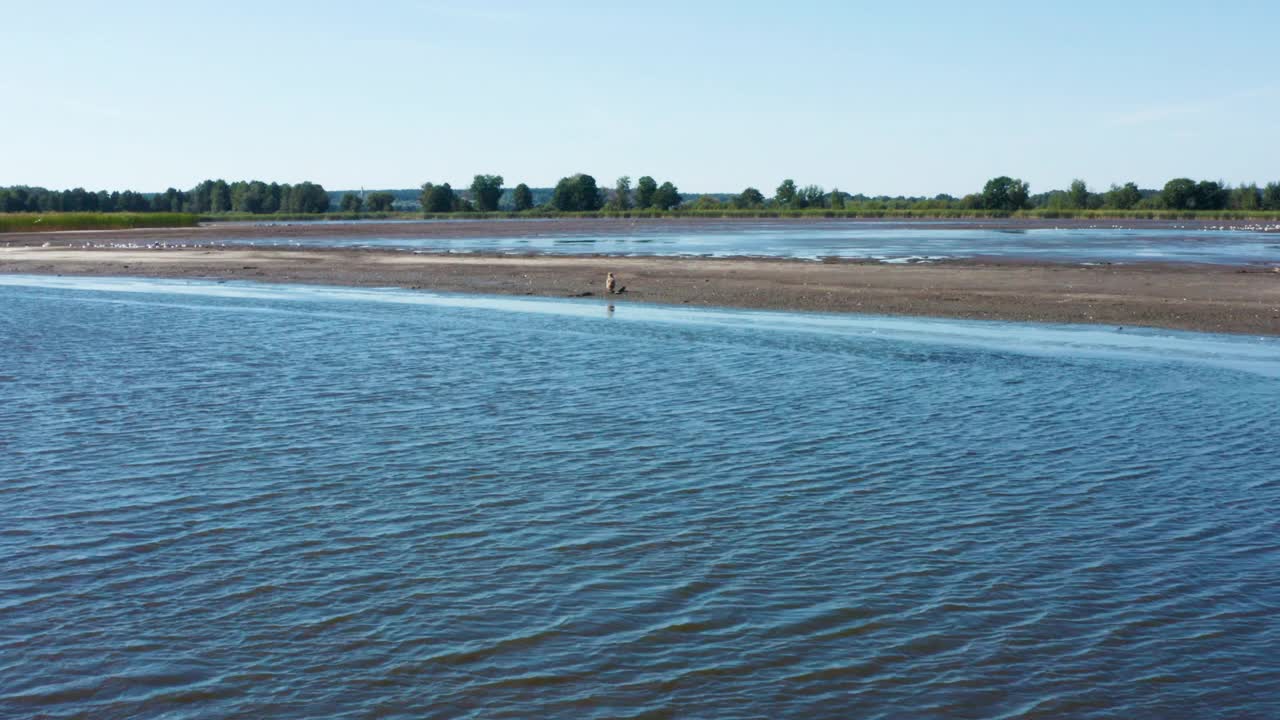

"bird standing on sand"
[606, 272, 617, 294]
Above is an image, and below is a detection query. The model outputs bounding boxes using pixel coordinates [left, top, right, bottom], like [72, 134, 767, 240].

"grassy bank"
[0, 213, 199, 233]
[202, 208, 1280, 222]
[9, 208, 1275, 231]
[475, 208, 1280, 221]
[199, 211, 409, 222]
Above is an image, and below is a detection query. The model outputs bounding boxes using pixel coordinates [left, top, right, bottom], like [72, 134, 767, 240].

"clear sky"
[2, 0, 1277, 196]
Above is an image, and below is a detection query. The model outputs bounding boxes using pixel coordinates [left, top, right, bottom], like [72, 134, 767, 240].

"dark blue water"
[3, 276, 1279, 719]
[200, 220, 1280, 265]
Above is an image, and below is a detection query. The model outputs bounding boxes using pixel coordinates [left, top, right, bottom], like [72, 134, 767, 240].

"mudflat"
[1, 215, 1278, 247]
[4, 243, 1278, 336]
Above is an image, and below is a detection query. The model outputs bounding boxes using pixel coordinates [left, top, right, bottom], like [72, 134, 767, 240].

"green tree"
[248, 181, 269, 213]
[635, 176, 657, 209]
[61, 187, 93, 212]
[733, 187, 765, 209]
[1230, 184, 1261, 210]
[231, 181, 268, 214]
[1263, 182, 1280, 211]
[610, 176, 632, 210]
[651, 181, 681, 211]
[775, 179, 798, 207]
[154, 187, 185, 213]
[278, 183, 297, 212]
[1193, 180, 1227, 210]
[421, 182, 455, 213]
[119, 190, 149, 212]
[798, 184, 825, 209]
[340, 193, 364, 212]
[512, 183, 533, 211]
[1043, 191, 1069, 211]
[1067, 179, 1090, 209]
[277, 183, 295, 213]
[551, 173, 603, 211]
[293, 182, 329, 213]
[980, 176, 1030, 212]
[228, 182, 247, 212]
[469, 174, 504, 212]
[1161, 178, 1196, 210]
[1105, 182, 1142, 210]
[209, 179, 231, 213]
[829, 188, 845, 210]
[365, 192, 395, 212]
[1, 187, 28, 212]
[187, 181, 209, 213]
[263, 183, 282, 213]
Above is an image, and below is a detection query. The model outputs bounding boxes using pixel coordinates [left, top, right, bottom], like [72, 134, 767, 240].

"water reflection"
[181, 220, 1280, 265]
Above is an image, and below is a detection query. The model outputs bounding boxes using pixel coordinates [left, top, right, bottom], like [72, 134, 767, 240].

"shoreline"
[3, 215, 1280, 245]
[2, 213, 1279, 240]
[4, 245, 1278, 336]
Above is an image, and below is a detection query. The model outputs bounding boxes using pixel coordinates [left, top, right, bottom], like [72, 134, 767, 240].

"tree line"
[0, 172, 685, 215]
[340, 191, 396, 213]
[0, 180, 331, 214]
[4, 175, 1280, 215]
[412, 174, 685, 213]
[415, 173, 1280, 213]
[706, 176, 1280, 213]
[1020, 178, 1279, 212]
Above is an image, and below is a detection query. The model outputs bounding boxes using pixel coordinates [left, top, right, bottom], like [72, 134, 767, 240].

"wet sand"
[4, 243, 1279, 336]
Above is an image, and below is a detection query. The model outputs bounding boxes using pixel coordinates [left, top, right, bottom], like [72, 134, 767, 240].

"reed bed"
[9, 209, 1275, 231]
[0, 213, 199, 233]
[201, 212, 408, 222]
[407, 209, 1280, 221]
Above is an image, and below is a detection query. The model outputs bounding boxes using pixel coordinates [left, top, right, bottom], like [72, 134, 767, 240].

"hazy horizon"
[3, 0, 1277, 195]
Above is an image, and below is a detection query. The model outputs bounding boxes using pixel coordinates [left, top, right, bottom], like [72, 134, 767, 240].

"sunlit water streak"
[2, 276, 1278, 719]
[197, 221, 1280, 265]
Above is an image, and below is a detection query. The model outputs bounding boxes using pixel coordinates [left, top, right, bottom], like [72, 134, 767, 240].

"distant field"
[0, 213, 199, 233]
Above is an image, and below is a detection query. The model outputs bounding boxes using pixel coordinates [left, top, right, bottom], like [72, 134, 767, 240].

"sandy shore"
[4, 244, 1279, 336]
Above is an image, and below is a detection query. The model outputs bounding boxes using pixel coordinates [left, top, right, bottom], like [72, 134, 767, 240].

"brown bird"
[606, 272, 617, 294]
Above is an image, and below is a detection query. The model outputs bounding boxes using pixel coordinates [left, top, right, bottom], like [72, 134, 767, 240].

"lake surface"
[3, 276, 1279, 719]
[206, 220, 1280, 265]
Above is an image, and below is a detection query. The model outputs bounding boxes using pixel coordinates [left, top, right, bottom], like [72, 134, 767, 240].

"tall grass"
[407, 209, 1280, 221]
[199, 211, 411, 222]
[25, 208, 1269, 228]
[0, 212, 199, 233]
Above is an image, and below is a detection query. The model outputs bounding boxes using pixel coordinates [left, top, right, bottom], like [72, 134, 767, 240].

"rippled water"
[2, 276, 1279, 719]
[217, 220, 1280, 265]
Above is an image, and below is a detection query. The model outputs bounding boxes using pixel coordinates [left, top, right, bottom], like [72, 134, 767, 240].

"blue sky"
[2, 0, 1276, 195]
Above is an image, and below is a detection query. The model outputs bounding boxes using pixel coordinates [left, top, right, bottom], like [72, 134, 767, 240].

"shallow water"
[212, 220, 1280, 265]
[2, 276, 1279, 719]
